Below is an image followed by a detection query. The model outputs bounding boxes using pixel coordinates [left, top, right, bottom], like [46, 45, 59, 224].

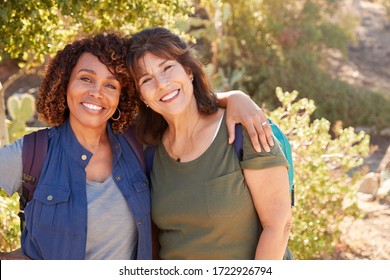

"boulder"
[358, 172, 379, 196]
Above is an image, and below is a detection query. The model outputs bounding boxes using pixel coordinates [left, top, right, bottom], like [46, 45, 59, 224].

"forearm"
[254, 223, 292, 260]
[215, 90, 250, 108]
[216, 90, 274, 152]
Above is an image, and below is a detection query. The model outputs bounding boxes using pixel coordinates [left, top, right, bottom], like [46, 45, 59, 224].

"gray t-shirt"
[0, 138, 137, 259]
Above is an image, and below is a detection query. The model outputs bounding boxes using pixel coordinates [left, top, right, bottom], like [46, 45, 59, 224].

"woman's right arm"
[0, 138, 23, 196]
[0, 139, 24, 258]
[243, 166, 292, 260]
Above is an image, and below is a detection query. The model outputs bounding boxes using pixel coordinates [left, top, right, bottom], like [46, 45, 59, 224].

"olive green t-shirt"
[150, 113, 289, 260]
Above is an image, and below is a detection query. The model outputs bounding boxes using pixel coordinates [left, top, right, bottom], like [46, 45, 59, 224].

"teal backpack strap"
[268, 119, 295, 206]
[236, 120, 295, 206]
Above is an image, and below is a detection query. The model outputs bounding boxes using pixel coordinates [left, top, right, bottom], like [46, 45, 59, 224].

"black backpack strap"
[19, 128, 49, 231]
[233, 124, 243, 160]
[123, 126, 145, 170]
[145, 145, 157, 179]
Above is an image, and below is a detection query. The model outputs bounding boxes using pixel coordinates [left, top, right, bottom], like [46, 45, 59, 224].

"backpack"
[18, 127, 145, 232]
[145, 119, 295, 206]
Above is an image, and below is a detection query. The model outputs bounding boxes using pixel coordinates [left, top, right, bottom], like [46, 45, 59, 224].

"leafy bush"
[0, 190, 20, 251]
[191, 0, 390, 129]
[269, 87, 370, 259]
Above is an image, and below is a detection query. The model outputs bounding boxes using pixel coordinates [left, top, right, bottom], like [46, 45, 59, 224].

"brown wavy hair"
[125, 27, 218, 145]
[37, 33, 137, 133]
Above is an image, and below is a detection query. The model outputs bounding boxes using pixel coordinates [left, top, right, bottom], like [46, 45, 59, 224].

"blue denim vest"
[21, 121, 151, 259]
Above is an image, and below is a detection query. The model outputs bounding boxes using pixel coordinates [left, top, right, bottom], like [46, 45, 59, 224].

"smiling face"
[137, 52, 194, 118]
[67, 52, 121, 131]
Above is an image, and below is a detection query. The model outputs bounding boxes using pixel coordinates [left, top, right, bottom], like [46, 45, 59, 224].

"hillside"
[328, 0, 390, 260]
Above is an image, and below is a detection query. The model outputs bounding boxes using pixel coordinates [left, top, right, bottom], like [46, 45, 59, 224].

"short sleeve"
[240, 127, 289, 170]
[0, 138, 23, 196]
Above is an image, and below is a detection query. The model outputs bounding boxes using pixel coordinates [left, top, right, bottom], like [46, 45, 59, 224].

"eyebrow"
[78, 69, 118, 80]
[138, 59, 169, 79]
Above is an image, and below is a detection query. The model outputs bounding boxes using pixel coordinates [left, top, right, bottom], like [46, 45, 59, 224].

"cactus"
[6, 93, 36, 142]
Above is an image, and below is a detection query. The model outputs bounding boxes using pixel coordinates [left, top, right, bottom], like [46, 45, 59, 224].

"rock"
[378, 146, 390, 172]
[357, 172, 380, 196]
[377, 179, 390, 198]
[380, 128, 390, 137]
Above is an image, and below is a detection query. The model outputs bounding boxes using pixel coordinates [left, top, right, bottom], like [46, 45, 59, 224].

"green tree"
[189, 0, 390, 128]
[0, 0, 193, 146]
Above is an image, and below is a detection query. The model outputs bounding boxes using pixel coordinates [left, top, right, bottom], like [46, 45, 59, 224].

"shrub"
[0, 190, 20, 251]
[270, 87, 370, 259]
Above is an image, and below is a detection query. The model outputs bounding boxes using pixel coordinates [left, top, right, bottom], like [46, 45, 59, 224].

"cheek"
[108, 91, 121, 106]
[140, 88, 153, 103]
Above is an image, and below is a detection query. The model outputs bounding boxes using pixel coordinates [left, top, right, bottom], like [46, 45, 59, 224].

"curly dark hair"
[126, 27, 218, 145]
[37, 32, 137, 133]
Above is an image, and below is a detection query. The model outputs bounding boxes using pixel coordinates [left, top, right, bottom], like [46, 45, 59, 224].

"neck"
[164, 99, 200, 138]
[164, 111, 202, 162]
[69, 121, 109, 151]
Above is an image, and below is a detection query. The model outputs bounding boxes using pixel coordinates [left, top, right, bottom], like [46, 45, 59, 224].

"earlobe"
[140, 96, 149, 107]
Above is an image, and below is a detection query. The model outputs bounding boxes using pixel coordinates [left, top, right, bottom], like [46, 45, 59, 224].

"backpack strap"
[19, 128, 49, 231]
[233, 124, 244, 160]
[123, 127, 145, 170]
[145, 145, 157, 179]
[21, 129, 49, 207]
[268, 119, 295, 206]
[235, 121, 295, 206]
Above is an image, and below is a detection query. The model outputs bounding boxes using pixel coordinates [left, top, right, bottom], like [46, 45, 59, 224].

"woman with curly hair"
[0, 33, 150, 260]
[0, 32, 272, 260]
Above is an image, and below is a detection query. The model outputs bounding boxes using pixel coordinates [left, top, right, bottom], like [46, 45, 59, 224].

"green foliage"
[191, 0, 390, 128]
[270, 88, 370, 259]
[0, 0, 192, 68]
[6, 93, 36, 143]
[0, 189, 20, 251]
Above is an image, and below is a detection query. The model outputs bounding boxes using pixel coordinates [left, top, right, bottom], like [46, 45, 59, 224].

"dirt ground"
[328, 0, 390, 260]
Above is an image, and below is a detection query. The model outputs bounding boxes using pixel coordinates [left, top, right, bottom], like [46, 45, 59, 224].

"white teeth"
[161, 90, 179, 102]
[83, 103, 102, 110]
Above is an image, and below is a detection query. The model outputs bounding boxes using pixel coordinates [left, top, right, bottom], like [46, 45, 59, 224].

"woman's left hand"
[220, 90, 274, 153]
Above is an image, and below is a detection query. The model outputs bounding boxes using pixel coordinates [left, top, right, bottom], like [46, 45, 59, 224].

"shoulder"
[0, 138, 24, 195]
[241, 126, 288, 169]
[0, 137, 23, 155]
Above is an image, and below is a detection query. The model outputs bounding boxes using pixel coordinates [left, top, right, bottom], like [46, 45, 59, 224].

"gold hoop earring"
[111, 108, 121, 121]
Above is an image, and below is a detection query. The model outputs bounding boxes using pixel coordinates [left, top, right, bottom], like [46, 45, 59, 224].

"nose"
[88, 86, 103, 98]
[156, 75, 170, 89]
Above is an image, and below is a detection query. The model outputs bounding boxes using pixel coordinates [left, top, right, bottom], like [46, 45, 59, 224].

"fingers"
[226, 119, 236, 144]
[254, 119, 273, 153]
[245, 123, 262, 153]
